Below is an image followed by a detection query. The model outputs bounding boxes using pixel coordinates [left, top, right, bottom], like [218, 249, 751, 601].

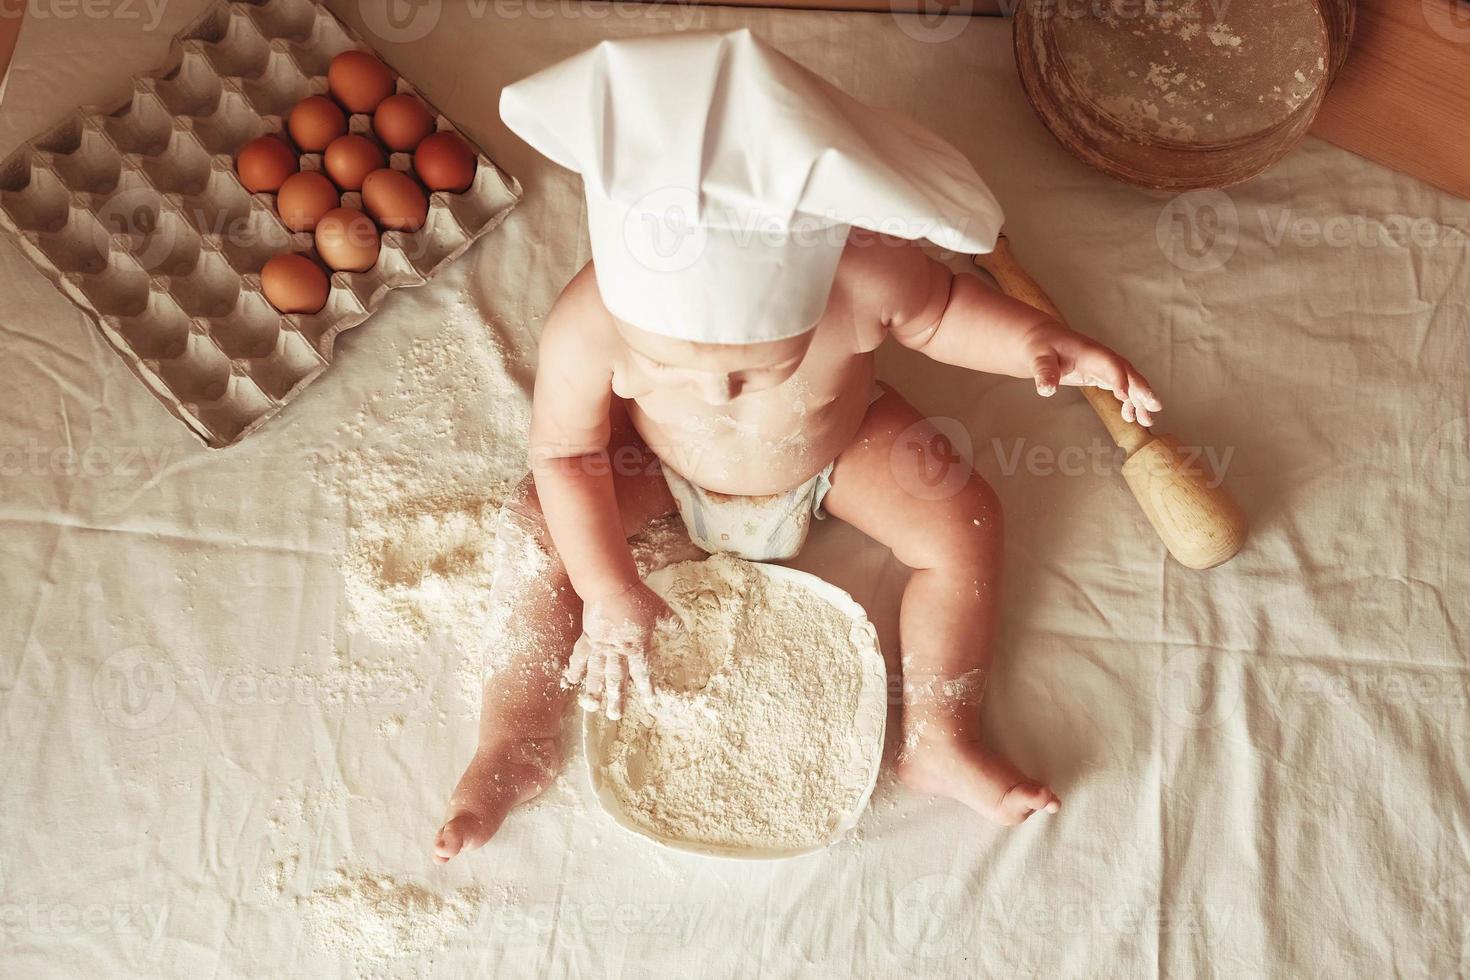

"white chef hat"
[500, 29, 1005, 344]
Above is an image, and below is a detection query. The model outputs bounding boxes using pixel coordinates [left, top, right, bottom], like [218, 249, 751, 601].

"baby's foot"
[897, 724, 1060, 826]
[433, 735, 562, 863]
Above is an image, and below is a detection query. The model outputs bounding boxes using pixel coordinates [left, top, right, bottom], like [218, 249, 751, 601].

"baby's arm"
[529, 268, 670, 718]
[853, 237, 1161, 425]
[530, 273, 637, 601]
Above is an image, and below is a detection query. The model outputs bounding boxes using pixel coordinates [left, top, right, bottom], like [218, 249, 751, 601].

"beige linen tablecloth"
[1, 2, 1466, 977]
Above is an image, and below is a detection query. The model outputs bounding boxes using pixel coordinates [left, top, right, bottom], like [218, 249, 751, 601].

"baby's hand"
[1024, 323, 1163, 427]
[564, 581, 678, 720]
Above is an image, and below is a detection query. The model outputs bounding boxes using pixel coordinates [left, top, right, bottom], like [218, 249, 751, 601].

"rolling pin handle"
[971, 235, 1247, 570]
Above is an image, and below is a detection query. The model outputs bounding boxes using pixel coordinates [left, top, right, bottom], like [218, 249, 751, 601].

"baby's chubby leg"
[434, 405, 692, 863]
[822, 389, 1060, 825]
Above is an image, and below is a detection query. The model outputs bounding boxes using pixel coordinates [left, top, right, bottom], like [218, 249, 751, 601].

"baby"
[434, 31, 1160, 862]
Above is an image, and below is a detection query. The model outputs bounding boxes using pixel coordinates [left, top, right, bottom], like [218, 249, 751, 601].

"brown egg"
[315, 207, 380, 272]
[361, 169, 428, 232]
[413, 132, 476, 193]
[327, 50, 395, 114]
[261, 253, 329, 314]
[322, 134, 386, 191]
[236, 136, 298, 193]
[373, 95, 434, 152]
[275, 172, 340, 232]
[287, 96, 347, 152]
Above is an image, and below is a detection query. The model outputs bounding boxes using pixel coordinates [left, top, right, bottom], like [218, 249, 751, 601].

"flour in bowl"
[598, 555, 882, 853]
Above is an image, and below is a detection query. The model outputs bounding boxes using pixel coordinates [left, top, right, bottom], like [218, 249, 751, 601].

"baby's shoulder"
[828, 234, 937, 348]
[833, 232, 931, 294]
[541, 262, 619, 358]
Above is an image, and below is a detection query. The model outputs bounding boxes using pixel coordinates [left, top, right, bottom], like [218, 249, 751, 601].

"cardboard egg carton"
[0, 0, 520, 447]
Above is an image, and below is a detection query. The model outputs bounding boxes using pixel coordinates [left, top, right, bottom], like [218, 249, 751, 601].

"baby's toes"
[1000, 782, 1061, 824]
[433, 810, 498, 864]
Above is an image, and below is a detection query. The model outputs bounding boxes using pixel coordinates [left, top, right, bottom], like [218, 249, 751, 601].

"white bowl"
[583, 559, 887, 860]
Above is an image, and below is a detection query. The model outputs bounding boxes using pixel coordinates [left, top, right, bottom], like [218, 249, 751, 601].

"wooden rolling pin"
[973, 236, 1248, 570]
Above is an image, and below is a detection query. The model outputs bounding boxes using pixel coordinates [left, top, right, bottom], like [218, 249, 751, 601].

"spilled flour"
[258, 791, 524, 977]
[293, 864, 494, 973]
[314, 294, 532, 648]
[598, 555, 882, 852]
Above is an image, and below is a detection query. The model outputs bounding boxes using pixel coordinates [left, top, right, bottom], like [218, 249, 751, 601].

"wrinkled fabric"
[0, 3, 1466, 979]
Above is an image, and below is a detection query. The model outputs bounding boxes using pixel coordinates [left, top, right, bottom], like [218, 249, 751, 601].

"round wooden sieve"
[1014, 0, 1356, 190]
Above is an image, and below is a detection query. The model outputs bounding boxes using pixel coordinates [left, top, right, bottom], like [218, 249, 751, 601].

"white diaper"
[661, 383, 886, 562]
[662, 464, 834, 562]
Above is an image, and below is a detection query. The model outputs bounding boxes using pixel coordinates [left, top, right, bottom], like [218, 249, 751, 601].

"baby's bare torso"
[535, 240, 933, 496]
[613, 289, 878, 496]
